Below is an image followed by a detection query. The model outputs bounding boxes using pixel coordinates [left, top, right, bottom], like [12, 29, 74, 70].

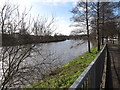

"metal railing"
[69, 44, 107, 89]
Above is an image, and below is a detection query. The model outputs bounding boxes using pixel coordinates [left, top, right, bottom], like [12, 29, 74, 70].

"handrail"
[69, 44, 107, 89]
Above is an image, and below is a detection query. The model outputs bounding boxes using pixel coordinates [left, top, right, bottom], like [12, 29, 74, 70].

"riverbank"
[2, 34, 88, 46]
[25, 47, 101, 88]
[2, 34, 68, 46]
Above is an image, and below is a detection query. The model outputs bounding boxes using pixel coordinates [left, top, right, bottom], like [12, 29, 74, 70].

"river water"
[0, 40, 92, 87]
[36, 40, 91, 65]
[25, 40, 92, 68]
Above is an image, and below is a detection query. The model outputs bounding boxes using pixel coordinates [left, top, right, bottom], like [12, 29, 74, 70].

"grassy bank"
[26, 47, 101, 88]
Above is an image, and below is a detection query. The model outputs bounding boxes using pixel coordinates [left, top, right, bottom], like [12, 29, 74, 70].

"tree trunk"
[86, 0, 91, 53]
[97, 1, 100, 51]
[101, 37, 104, 45]
[102, 3, 105, 45]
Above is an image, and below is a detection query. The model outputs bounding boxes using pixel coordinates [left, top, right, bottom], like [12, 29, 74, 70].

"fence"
[69, 44, 107, 89]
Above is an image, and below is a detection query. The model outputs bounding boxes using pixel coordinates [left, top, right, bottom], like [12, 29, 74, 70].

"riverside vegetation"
[25, 46, 102, 89]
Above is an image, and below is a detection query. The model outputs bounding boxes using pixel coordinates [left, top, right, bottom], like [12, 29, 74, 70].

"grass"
[25, 47, 102, 89]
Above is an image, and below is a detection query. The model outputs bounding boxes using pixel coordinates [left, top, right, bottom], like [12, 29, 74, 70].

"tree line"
[0, 2, 57, 44]
[71, 1, 120, 52]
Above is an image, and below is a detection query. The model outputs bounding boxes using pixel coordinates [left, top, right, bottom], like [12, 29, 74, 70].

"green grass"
[25, 47, 102, 89]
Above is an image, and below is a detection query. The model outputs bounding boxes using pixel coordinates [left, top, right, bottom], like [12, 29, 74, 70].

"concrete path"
[105, 44, 120, 88]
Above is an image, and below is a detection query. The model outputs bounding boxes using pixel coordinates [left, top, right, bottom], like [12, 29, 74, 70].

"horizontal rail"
[69, 44, 107, 89]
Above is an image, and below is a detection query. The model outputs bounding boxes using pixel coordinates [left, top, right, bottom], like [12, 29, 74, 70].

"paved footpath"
[105, 44, 120, 88]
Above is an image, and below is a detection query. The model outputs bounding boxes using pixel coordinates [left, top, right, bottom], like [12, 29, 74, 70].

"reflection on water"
[0, 40, 92, 88]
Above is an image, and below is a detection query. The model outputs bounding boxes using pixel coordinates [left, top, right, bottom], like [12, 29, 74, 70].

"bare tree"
[71, 0, 95, 53]
[32, 16, 56, 36]
[0, 2, 60, 89]
[90, 1, 101, 51]
[91, 1, 119, 46]
[85, 0, 91, 52]
[0, 3, 33, 35]
[96, 1, 100, 51]
[0, 3, 18, 34]
[0, 43, 63, 89]
[0, 45, 35, 89]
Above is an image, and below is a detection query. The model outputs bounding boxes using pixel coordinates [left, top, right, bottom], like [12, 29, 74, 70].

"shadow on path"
[105, 44, 120, 88]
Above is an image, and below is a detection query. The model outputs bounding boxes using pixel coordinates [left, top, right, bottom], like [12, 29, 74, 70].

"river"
[25, 40, 92, 69]
[34, 40, 91, 65]
[0, 40, 92, 87]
